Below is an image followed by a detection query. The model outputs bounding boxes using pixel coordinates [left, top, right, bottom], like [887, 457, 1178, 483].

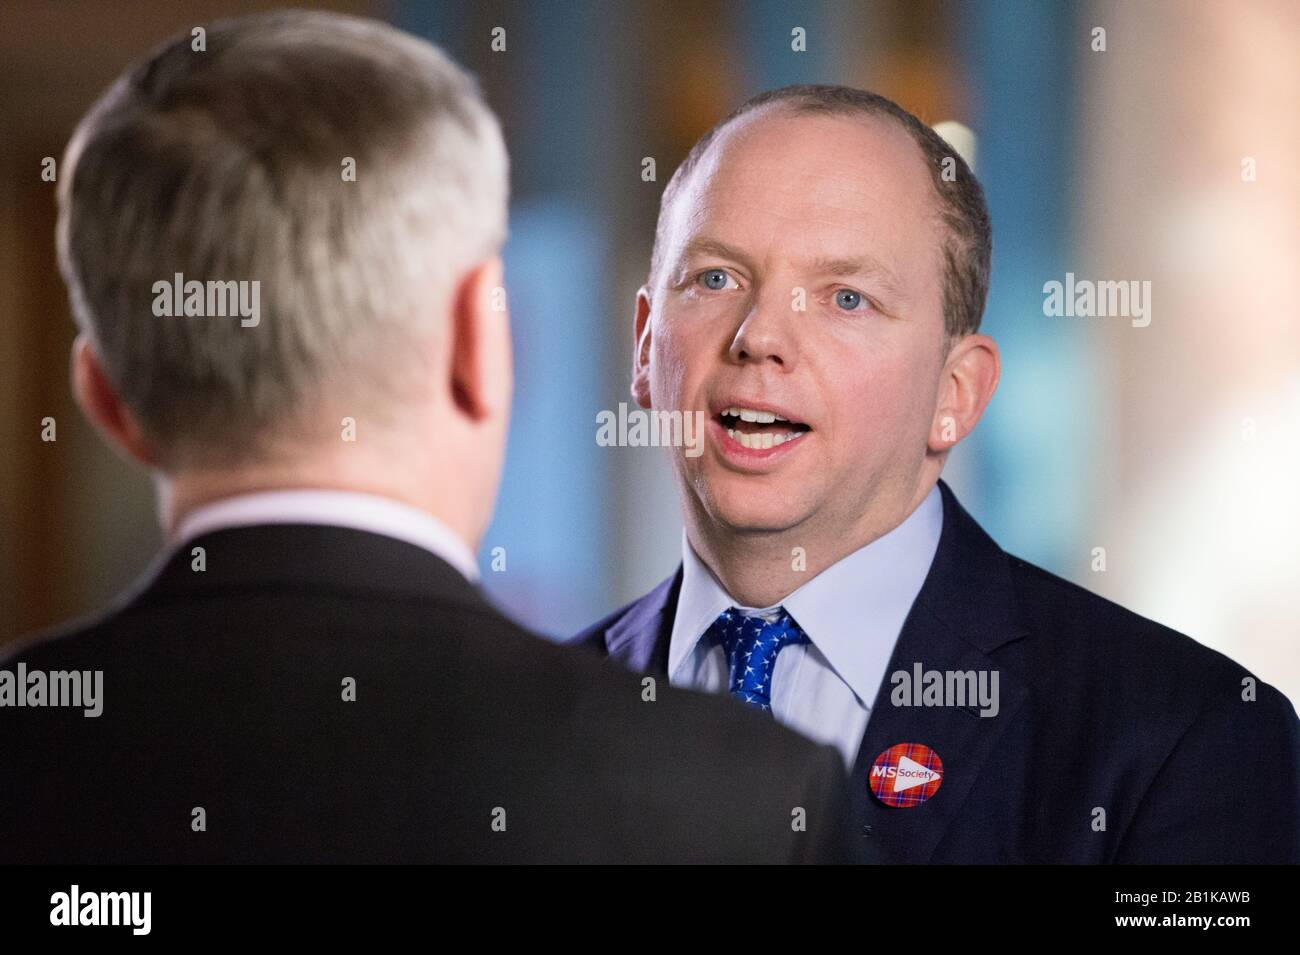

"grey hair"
[57, 10, 509, 468]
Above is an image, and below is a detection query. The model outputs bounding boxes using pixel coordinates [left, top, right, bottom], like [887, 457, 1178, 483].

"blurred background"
[1, 0, 1297, 709]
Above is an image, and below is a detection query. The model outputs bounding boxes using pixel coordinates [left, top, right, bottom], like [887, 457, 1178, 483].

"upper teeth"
[726, 429, 804, 449]
[722, 406, 786, 424]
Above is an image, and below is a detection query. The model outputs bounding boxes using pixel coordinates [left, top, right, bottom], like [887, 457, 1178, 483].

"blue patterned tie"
[705, 606, 809, 714]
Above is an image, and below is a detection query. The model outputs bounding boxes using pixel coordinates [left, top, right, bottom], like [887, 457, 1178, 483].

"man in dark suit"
[0, 13, 856, 864]
[574, 84, 1300, 864]
[3, 523, 852, 864]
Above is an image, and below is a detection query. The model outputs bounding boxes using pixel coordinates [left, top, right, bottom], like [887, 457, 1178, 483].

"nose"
[728, 287, 800, 370]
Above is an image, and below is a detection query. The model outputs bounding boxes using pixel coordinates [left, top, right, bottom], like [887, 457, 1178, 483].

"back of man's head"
[57, 10, 509, 471]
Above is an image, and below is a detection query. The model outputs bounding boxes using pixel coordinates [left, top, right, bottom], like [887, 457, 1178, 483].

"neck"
[685, 477, 936, 608]
[156, 446, 483, 556]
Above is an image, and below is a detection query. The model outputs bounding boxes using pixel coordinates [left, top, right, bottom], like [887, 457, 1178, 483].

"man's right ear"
[70, 333, 158, 468]
[631, 287, 652, 409]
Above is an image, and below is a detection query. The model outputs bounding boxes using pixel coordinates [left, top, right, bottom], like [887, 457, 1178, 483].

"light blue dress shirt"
[668, 484, 944, 767]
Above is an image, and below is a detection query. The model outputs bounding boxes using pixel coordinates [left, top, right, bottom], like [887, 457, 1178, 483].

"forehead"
[667, 108, 943, 284]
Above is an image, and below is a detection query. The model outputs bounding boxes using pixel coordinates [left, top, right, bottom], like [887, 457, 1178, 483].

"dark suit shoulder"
[946, 527, 1297, 862]
[1, 579, 851, 863]
[1009, 553, 1268, 680]
[441, 602, 854, 860]
[1002, 551, 1297, 758]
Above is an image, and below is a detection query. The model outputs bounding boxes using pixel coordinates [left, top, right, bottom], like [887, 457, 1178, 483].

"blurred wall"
[1080, 0, 1300, 705]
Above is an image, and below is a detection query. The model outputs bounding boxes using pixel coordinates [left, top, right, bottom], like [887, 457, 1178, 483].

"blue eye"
[835, 289, 863, 311]
[699, 269, 731, 291]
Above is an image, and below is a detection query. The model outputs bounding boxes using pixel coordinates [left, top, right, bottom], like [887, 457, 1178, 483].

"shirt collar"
[171, 489, 480, 582]
[668, 483, 944, 704]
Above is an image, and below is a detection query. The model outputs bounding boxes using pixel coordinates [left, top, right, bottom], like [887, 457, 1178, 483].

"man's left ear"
[70, 332, 158, 468]
[449, 254, 512, 423]
[929, 333, 1001, 452]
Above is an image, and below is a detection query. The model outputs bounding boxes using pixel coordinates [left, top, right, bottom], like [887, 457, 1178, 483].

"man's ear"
[631, 286, 652, 409]
[449, 254, 511, 422]
[70, 333, 158, 468]
[929, 333, 1000, 452]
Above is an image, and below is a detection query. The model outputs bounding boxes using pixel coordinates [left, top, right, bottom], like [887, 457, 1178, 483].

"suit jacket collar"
[173, 489, 481, 584]
[133, 523, 492, 614]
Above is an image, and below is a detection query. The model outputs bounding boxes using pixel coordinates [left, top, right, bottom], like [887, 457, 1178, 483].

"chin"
[702, 490, 813, 536]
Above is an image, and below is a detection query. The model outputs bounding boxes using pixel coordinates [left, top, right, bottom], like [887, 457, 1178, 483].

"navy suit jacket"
[573, 480, 1300, 863]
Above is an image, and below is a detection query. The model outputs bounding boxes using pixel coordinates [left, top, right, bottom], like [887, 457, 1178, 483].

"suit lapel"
[850, 481, 1030, 863]
[604, 568, 681, 676]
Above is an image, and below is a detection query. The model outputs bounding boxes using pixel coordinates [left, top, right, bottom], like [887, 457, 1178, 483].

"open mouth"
[715, 405, 812, 450]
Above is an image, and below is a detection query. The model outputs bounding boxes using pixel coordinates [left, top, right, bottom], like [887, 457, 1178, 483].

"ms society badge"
[869, 743, 943, 808]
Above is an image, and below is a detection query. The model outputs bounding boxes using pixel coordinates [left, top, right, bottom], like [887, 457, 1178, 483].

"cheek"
[651, 314, 709, 407]
[826, 350, 936, 450]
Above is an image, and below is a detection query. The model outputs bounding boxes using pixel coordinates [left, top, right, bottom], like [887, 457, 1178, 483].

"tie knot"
[705, 607, 809, 713]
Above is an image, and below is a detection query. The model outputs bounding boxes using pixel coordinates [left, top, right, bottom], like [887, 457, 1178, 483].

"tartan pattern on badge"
[868, 742, 944, 808]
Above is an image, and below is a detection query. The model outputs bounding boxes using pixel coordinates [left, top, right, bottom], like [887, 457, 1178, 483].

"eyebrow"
[808, 254, 904, 296]
[677, 237, 753, 268]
